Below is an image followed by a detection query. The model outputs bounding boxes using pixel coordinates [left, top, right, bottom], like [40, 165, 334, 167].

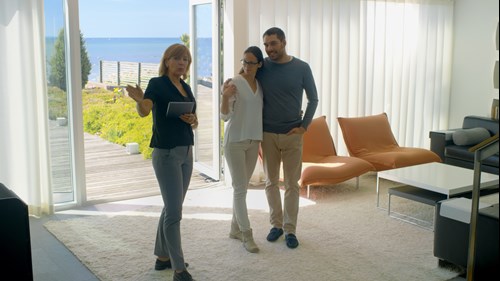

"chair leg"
[388, 194, 392, 216]
[376, 174, 381, 208]
[307, 185, 310, 199]
[356, 177, 359, 189]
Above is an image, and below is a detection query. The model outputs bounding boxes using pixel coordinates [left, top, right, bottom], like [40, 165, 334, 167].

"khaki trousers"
[261, 132, 303, 234]
[224, 139, 260, 232]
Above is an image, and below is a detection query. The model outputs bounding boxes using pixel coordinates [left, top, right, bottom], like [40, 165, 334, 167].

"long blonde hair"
[158, 43, 192, 80]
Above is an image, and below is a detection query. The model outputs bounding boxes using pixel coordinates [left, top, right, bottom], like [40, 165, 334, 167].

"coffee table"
[376, 162, 499, 228]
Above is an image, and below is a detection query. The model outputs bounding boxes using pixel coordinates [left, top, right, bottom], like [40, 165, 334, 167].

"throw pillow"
[452, 127, 491, 146]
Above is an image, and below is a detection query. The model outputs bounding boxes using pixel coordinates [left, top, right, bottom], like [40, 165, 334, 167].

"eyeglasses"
[240, 59, 260, 65]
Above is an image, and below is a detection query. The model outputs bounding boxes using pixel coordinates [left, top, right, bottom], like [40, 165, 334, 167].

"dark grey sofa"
[429, 116, 499, 175]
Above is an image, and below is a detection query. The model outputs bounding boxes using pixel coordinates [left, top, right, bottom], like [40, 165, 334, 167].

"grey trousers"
[261, 132, 303, 234]
[152, 146, 192, 271]
[224, 140, 260, 232]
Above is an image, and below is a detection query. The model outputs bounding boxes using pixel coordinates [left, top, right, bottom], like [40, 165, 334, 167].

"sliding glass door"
[44, 0, 86, 207]
[44, 0, 222, 210]
[45, 0, 74, 204]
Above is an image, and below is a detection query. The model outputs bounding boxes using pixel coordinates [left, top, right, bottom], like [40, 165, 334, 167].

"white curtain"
[245, 0, 453, 155]
[0, 0, 53, 216]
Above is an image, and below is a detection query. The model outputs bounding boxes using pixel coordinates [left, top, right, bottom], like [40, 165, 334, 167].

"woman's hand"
[126, 84, 152, 117]
[222, 79, 237, 99]
[126, 84, 144, 102]
[180, 113, 198, 129]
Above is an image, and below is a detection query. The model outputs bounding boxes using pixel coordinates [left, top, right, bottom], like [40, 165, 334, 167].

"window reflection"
[45, 0, 75, 204]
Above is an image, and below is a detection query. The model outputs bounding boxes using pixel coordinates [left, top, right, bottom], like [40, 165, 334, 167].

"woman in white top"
[221, 46, 264, 253]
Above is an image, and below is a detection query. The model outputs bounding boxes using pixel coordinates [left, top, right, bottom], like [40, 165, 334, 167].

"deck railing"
[99, 60, 213, 89]
[99, 60, 158, 89]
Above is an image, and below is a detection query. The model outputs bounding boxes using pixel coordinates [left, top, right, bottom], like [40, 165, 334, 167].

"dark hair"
[244, 46, 264, 64]
[239, 46, 264, 74]
[262, 27, 286, 41]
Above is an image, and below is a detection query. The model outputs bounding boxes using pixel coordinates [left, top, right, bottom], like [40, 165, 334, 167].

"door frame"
[189, 0, 222, 181]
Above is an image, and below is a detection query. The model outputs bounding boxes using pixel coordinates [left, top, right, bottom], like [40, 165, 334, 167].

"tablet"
[166, 102, 195, 118]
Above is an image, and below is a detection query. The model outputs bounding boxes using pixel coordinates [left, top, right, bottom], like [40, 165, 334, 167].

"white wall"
[449, 0, 499, 127]
[222, 0, 249, 81]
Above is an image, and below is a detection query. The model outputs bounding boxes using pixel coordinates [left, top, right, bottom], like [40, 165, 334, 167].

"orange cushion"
[300, 156, 374, 187]
[359, 147, 441, 171]
[302, 116, 336, 162]
[300, 116, 375, 187]
[337, 113, 399, 157]
[337, 113, 441, 171]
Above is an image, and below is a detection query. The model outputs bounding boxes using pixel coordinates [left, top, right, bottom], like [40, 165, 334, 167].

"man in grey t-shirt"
[256, 27, 319, 249]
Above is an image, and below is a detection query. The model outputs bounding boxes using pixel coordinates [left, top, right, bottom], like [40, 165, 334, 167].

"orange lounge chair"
[300, 116, 375, 198]
[337, 112, 441, 172]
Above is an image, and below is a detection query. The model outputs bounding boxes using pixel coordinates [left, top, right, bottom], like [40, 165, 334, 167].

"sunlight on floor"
[56, 185, 316, 221]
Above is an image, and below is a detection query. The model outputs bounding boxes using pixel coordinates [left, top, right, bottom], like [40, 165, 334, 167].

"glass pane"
[193, 3, 215, 175]
[44, 0, 74, 203]
[79, 1, 195, 201]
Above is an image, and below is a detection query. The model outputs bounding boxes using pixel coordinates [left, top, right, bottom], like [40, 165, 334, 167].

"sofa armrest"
[429, 129, 459, 161]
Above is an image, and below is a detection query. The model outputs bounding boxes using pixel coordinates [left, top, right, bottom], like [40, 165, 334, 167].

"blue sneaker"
[285, 233, 299, 249]
[266, 227, 284, 242]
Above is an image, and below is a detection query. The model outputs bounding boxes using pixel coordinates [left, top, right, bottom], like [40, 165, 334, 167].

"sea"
[46, 37, 212, 82]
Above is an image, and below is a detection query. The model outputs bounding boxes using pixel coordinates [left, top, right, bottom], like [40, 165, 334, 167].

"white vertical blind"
[241, 0, 453, 155]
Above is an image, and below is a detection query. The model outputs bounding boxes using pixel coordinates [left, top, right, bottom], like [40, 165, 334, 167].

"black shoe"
[155, 259, 189, 271]
[266, 227, 284, 242]
[173, 270, 193, 281]
[285, 233, 299, 249]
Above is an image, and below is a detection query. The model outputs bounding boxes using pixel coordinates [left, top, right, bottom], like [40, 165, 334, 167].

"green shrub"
[82, 88, 153, 158]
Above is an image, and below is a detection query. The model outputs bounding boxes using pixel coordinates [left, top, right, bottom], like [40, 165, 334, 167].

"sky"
[45, 0, 211, 38]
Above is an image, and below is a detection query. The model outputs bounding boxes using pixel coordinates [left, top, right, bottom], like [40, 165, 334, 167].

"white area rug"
[44, 173, 460, 281]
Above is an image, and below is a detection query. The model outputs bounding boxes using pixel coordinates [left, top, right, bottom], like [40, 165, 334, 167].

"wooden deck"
[84, 133, 223, 204]
[50, 83, 223, 205]
[50, 111, 224, 205]
[50, 127, 224, 206]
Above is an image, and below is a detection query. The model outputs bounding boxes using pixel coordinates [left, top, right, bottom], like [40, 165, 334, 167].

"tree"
[49, 29, 91, 90]
[180, 33, 191, 84]
[180, 33, 190, 48]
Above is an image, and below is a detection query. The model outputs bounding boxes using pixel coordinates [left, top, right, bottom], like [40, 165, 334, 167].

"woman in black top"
[127, 43, 197, 281]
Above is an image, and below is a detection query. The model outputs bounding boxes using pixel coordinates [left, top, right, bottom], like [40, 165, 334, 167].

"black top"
[143, 75, 197, 149]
